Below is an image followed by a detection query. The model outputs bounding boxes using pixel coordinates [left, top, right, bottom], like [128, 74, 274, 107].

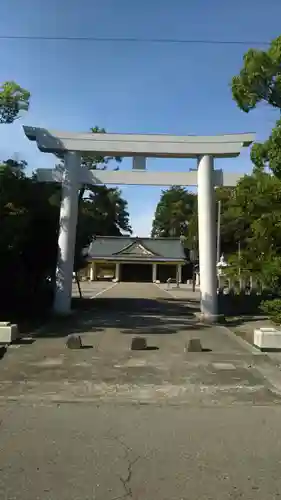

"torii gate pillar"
[54, 151, 81, 314]
[197, 155, 217, 319]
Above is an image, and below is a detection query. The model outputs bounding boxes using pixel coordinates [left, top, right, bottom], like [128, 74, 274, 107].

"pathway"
[2, 283, 281, 499]
[0, 282, 280, 405]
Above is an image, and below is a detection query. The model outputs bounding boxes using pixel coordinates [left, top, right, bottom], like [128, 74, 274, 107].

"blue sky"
[0, 0, 280, 236]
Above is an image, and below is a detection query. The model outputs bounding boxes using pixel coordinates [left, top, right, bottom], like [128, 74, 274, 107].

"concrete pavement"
[1, 404, 281, 499]
[1, 282, 281, 499]
[0, 282, 281, 404]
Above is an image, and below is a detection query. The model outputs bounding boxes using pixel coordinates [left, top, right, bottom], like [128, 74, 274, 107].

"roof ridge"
[143, 237, 181, 240]
[93, 236, 183, 242]
[94, 235, 131, 239]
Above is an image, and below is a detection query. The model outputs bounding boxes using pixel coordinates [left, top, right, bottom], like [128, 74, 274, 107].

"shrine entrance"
[23, 126, 254, 321]
[121, 263, 153, 283]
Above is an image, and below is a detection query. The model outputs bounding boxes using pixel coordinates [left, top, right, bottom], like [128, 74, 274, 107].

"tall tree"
[219, 172, 281, 257]
[151, 186, 197, 238]
[231, 35, 281, 176]
[0, 81, 30, 124]
[231, 35, 281, 112]
[74, 185, 131, 271]
[185, 173, 281, 263]
[0, 161, 59, 315]
[0, 158, 132, 317]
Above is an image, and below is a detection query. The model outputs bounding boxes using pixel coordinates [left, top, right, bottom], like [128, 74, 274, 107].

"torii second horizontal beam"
[23, 126, 255, 159]
[36, 167, 243, 187]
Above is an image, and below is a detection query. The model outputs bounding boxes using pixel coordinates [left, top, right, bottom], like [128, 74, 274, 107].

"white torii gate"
[23, 126, 255, 321]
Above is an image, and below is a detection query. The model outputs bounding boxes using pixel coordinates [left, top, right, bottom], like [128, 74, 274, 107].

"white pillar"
[54, 152, 81, 314]
[152, 263, 157, 282]
[115, 262, 120, 281]
[177, 264, 182, 284]
[197, 155, 217, 320]
[90, 262, 96, 281]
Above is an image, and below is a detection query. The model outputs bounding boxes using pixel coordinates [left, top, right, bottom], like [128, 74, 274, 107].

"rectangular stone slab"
[254, 328, 281, 351]
[0, 324, 19, 344]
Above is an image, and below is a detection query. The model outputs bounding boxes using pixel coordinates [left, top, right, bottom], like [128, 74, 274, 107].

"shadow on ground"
[225, 315, 269, 327]
[0, 347, 7, 360]
[35, 296, 208, 338]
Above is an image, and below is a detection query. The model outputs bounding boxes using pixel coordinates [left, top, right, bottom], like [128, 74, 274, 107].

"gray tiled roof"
[87, 236, 186, 262]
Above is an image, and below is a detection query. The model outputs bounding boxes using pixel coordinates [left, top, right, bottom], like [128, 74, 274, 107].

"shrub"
[260, 299, 281, 324]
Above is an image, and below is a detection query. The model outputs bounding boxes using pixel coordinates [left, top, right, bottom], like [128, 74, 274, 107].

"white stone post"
[177, 264, 182, 284]
[197, 155, 217, 320]
[90, 262, 96, 281]
[54, 152, 81, 315]
[152, 263, 157, 282]
[115, 262, 120, 282]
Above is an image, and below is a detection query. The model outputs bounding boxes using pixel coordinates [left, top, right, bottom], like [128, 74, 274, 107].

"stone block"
[131, 337, 147, 351]
[66, 334, 82, 349]
[0, 323, 19, 344]
[254, 328, 281, 351]
[187, 338, 202, 352]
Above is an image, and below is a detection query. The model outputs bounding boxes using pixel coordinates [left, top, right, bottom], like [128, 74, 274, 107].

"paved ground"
[2, 404, 281, 500]
[2, 282, 281, 499]
[1, 282, 280, 404]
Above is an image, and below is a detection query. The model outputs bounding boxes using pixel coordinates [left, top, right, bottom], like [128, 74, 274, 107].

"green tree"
[231, 35, 281, 299]
[74, 185, 131, 272]
[0, 81, 30, 124]
[219, 172, 281, 257]
[181, 187, 235, 256]
[151, 186, 197, 238]
[185, 173, 281, 265]
[0, 157, 132, 319]
[0, 161, 59, 317]
[231, 35, 281, 176]
[231, 36, 281, 112]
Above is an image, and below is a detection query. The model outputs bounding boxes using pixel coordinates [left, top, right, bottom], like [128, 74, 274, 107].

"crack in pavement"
[106, 433, 141, 500]
[118, 455, 140, 499]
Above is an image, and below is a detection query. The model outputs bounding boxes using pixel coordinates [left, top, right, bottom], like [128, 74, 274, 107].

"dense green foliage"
[0, 160, 131, 319]
[218, 172, 281, 260]
[0, 162, 59, 316]
[151, 186, 197, 238]
[260, 299, 281, 324]
[231, 35, 281, 178]
[152, 173, 281, 301]
[231, 35, 281, 113]
[231, 34, 281, 320]
[0, 81, 30, 124]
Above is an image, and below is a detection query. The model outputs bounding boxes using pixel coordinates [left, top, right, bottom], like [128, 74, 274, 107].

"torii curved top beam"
[23, 126, 255, 158]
